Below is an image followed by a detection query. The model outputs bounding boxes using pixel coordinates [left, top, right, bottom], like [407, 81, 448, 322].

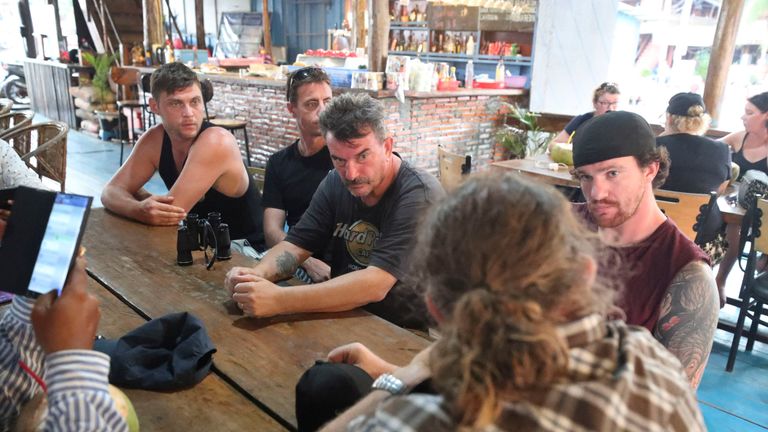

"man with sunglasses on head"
[225, 92, 444, 329]
[254, 67, 335, 283]
[101, 62, 265, 251]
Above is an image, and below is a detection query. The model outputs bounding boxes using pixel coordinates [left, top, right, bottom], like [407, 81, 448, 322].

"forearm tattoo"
[654, 261, 719, 389]
[275, 251, 299, 279]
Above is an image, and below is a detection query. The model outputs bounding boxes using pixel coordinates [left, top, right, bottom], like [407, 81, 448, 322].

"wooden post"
[195, 0, 206, 49]
[368, 0, 388, 71]
[356, 0, 366, 51]
[703, 0, 745, 126]
[262, 0, 272, 56]
[143, 0, 164, 50]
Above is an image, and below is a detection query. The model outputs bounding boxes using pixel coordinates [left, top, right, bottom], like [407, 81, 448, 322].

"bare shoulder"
[191, 126, 240, 159]
[655, 260, 718, 387]
[719, 130, 746, 151]
[199, 125, 238, 147]
[664, 261, 718, 311]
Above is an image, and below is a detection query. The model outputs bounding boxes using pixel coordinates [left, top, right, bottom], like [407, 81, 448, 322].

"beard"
[588, 187, 645, 228]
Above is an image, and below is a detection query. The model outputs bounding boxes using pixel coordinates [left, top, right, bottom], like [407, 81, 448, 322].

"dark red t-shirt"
[573, 204, 711, 332]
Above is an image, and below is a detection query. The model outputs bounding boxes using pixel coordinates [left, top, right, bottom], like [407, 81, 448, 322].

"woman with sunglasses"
[549, 82, 621, 150]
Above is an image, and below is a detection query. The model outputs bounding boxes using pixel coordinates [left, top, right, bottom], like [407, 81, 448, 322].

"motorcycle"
[1, 61, 29, 106]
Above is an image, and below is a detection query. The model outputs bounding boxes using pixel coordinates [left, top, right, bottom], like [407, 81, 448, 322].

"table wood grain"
[491, 157, 578, 188]
[83, 209, 430, 428]
[88, 278, 286, 431]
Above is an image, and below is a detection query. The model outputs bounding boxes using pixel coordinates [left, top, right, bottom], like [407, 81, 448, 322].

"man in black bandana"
[570, 111, 717, 388]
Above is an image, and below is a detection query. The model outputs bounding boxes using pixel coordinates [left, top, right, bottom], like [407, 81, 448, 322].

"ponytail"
[431, 288, 569, 428]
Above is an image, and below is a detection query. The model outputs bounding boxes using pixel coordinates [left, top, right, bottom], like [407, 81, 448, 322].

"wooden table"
[83, 209, 430, 430]
[88, 278, 284, 431]
[717, 192, 745, 225]
[491, 157, 578, 188]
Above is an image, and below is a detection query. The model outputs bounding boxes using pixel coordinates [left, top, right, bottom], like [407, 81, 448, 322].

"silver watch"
[371, 373, 407, 395]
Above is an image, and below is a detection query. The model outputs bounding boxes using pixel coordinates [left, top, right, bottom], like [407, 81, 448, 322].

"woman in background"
[657, 92, 731, 194]
[715, 92, 768, 306]
[549, 81, 620, 150]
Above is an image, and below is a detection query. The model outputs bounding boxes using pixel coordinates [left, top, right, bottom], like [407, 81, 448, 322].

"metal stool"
[210, 118, 252, 166]
[117, 100, 145, 165]
[112, 67, 148, 165]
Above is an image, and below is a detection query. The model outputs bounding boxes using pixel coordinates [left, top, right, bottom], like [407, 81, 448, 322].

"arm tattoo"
[275, 251, 299, 279]
[653, 261, 719, 389]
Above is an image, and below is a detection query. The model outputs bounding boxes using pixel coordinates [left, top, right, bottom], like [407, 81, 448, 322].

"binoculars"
[177, 212, 231, 267]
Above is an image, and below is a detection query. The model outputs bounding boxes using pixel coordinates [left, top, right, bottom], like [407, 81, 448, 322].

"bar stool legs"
[242, 127, 252, 167]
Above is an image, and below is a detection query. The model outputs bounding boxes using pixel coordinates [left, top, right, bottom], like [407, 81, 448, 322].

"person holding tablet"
[0, 255, 128, 431]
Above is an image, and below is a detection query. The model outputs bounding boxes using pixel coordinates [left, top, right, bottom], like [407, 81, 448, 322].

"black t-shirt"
[158, 122, 265, 249]
[262, 140, 334, 228]
[657, 133, 731, 194]
[285, 157, 445, 329]
[564, 112, 595, 135]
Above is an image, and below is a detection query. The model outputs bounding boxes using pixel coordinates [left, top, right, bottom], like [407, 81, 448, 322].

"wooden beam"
[368, 0, 388, 71]
[703, 0, 745, 126]
[262, 0, 272, 57]
[356, 0, 366, 51]
[143, 0, 164, 50]
[195, 0, 205, 49]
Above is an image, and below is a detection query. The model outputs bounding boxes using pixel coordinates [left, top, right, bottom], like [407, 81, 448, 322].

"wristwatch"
[371, 373, 407, 395]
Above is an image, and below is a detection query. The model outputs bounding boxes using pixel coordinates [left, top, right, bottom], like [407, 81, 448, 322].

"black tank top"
[158, 121, 265, 250]
[733, 133, 768, 180]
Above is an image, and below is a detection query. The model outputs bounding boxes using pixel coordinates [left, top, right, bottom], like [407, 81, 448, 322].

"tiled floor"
[59, 125, 768, 430]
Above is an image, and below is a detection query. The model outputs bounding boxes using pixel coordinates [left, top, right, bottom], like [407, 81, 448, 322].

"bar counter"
[129, 66, 524, 173]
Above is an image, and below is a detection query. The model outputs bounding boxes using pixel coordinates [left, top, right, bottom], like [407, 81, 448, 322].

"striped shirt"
[348, 314, 705, 432]
[0, 138, 44, 189]
[0, 296, 128, 431]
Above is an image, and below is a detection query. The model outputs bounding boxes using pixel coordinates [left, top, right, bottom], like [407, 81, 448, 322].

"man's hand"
[302, 257, 331, 283]
[137, 195, 186, 226]
[231, 275, 284, 317]
[327, 342, 398, 379]
[225, 266, 266, 295]
[31, 257, 100, 354]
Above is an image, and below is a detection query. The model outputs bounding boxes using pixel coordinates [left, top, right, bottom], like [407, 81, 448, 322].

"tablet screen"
[27, 193, 90, 297]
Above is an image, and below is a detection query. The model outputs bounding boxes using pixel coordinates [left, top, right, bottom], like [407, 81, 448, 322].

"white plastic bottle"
[495, 57, 505, 83]
[465, 60, 474, 89]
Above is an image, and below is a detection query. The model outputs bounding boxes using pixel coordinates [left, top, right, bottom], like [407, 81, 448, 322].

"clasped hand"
[225, 266, 282, 317]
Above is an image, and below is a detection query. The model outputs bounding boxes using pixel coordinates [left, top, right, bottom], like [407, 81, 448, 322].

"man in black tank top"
[101, 63, 265, 249]
[570, 111, 718, 389]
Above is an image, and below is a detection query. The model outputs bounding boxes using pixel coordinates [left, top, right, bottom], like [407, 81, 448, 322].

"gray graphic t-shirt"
[285, 158, 444, 329]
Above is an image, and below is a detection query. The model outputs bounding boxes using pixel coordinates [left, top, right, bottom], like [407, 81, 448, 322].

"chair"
[201, 79, 252, 167]
[437, 146, 471, 191]
[726, 195, 768, 371]
[140, 73, 156, 128]
[2, 121, 68, 191]
[0, 111, 34, 139]
[111, 67, 147, 165]
[0, 98, 12, 115]
[692, 191, 724, 248]
[247, 166, 266, 192]
[654, 189, 712, 242]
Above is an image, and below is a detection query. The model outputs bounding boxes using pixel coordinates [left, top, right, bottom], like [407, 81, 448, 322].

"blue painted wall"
[253, 0, 344, 62]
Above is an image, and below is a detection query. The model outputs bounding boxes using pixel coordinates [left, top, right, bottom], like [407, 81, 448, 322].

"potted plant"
[81, 52, 120, 140]
[495, 102, 551, 160]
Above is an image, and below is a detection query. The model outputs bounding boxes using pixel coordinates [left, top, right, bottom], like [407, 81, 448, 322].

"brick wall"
[205, 75, 523, 175]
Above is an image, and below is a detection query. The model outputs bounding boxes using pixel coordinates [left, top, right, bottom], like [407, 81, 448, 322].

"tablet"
[0, 186, 92, 297]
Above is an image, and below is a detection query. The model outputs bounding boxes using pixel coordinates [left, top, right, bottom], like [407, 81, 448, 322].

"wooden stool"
[210, 118, 251, 166]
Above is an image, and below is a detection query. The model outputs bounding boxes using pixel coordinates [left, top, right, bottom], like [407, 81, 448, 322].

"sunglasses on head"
[286, 67, 325, 101]
[599, 82, 619, 91]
